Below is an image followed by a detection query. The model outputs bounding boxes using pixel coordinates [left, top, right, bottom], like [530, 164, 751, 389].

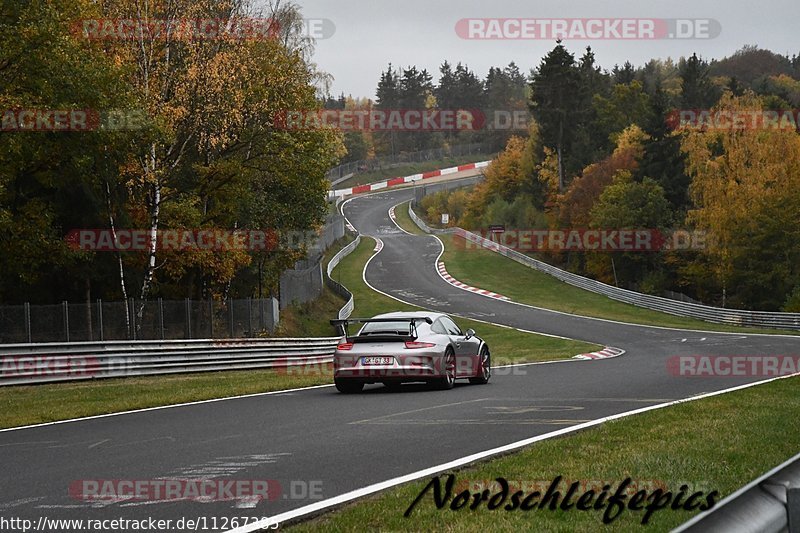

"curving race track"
[1, 181, 799, 531]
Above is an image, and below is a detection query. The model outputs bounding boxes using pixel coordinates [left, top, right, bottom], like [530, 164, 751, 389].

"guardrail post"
[185, 298, 192, 339]
[62, 301, 69, 342]
[24, 302, 31, 343]
[97, 299, 103, 341]
[789, 487, 800, 533]
[158, 297, 164, 339]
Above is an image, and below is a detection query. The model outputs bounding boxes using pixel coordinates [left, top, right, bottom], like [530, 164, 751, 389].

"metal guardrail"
[0, 337, 340, 386]
[407, 202, 800, 331]
[0, 232, 362, 387]
[324, 235, 361, 320]
[674, 451, 800, 532]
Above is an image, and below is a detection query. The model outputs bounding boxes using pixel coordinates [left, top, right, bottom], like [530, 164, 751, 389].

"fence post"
[97, 299, 103, 341]
[208, 299, 214, 339]
[128, 298, 136, 340]
[158, 297, 164, 339]
[185, 298, 192, 339]
[228, 299, 234, 338]
[24, 302, 31, 343]
[247, 297, 252, 337]
[62, 301, 70, 342]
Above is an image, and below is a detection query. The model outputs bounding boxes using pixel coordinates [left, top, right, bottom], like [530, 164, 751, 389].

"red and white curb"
[329, 161, 490, 199]
[573, 347, 625, 360]
[373, 239, 384, 253]
[436, 261, 509, 300]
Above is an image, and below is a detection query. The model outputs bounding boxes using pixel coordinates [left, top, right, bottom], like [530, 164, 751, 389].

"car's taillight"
[337, 342, 354, 351]
[404, 341, 435, 349]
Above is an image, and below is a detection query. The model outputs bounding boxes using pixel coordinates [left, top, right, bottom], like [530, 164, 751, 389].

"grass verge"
[0, 370, 330, 429]
[431, 231, 795, 335]
[290, 374, 800, 532]
[407, 201, 795, 335]
[391, 200, 425, 236]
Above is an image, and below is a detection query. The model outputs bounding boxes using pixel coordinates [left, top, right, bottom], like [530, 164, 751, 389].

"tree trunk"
[137, 143, 161, 328]
[105, 180, 130, 333]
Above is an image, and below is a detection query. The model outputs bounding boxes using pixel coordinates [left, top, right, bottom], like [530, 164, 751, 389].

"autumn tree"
[682, 91, 800, 309]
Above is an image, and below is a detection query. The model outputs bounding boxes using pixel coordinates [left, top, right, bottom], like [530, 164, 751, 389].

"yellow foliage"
[682, 91, 800, 281]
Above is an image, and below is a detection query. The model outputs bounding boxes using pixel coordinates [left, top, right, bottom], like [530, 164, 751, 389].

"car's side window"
[430, 319, 448, 335]
[441, 317, 462, 336]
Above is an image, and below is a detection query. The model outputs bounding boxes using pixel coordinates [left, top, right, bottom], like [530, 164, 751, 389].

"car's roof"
[371, 311, 445, 321]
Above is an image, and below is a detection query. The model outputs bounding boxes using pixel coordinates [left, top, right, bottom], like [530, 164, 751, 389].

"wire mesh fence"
[0, 297, 279, 344]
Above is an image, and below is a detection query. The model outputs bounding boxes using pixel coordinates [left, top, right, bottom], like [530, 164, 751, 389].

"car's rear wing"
[330, 316, 432, 341]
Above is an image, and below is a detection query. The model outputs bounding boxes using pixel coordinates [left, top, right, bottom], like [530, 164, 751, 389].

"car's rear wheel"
[469, 345, 491, 385]
[432, 348, 456, 390]
[335, 379, 364, 394]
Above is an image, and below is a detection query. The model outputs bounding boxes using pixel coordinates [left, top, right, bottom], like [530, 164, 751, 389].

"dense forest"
[406, 44, 800, 311]
[2, 0, 799, 313]
[0, 0, 343, 308]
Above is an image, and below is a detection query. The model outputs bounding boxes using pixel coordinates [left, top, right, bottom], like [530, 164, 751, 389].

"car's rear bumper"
[334, 353, 444, 381]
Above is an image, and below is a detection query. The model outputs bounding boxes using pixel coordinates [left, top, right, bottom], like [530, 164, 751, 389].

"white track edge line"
[0, 384, 335, 433]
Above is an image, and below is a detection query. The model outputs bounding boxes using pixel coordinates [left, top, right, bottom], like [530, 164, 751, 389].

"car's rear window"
[359, 321, 413, 335]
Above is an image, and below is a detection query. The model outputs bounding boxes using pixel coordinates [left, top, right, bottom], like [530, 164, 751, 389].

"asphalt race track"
[2, 182, 799, 531]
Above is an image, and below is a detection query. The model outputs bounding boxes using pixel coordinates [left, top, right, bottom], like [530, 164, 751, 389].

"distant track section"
[328, 161, 490, 199]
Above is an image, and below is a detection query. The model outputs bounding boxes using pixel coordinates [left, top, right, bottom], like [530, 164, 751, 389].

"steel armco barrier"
[674, 451, 800, 532]
[407, 202, 800, 331]
[0, 337, 340, 386]
[325, 234, 361, 320]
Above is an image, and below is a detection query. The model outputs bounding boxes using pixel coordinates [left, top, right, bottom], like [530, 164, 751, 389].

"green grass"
[336, 155, 494, 189]
[391, 200, 425, 235]
[290, 375, 800, 532]
[327, 237, 601, 365]
[273, 235, 354, 338]
[0, 370, 330, 429]
[431, 232, 796, 335]
[274, 287, 346, 337]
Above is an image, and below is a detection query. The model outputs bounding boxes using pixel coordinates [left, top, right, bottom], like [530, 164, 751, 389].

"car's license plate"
[362, 357, 393, 365]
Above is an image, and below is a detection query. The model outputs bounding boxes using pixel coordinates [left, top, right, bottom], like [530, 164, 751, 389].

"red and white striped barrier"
[329, 161, 490, 199]
[573, 347, 625, 360]
[436, 261, 509, 300]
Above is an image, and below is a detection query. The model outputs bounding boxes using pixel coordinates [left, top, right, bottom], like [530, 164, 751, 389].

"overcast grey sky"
[276, 0, 799, 99]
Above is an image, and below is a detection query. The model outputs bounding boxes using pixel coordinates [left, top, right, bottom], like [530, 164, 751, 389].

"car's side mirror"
[464, 328, 475, 340]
